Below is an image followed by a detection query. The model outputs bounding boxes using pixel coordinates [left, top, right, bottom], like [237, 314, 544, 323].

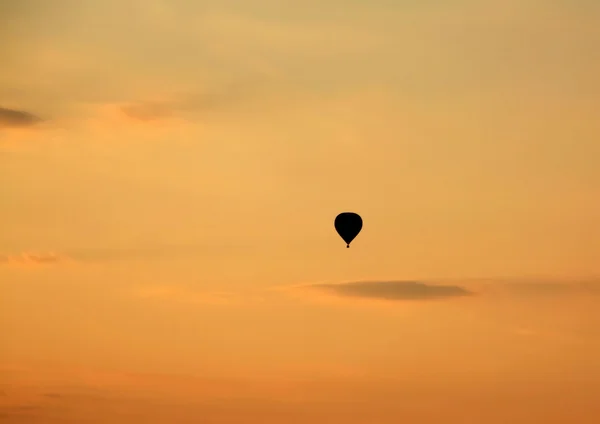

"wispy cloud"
[0, 107, 42, 128]
[120, 101, 174, 122]
[476, 279, 600, 297]
[41, 393, 62, 399]
[0, 363, 375, 422]
[0, 244, 249, 267]
[67, 244, 249, 262]
[0, 252, 66, 266]
[304, 280, 474, 301]
[118, 79, 281, 123]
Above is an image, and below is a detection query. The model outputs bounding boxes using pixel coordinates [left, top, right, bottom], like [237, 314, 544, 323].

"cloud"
[0, 252, 67, 266]
[0, 107, 42, 128]
[306, 280, 473, 301]
[118, 79, 274, 123]
[506, 281, 589, 294]
[0, 244, 250, 267]
[475, 279, 600, 297]
[120, 102, 174, 122]
[66, 244, 249, 262]
[41, 393, 62, 399]
[0, 366, 295, 423]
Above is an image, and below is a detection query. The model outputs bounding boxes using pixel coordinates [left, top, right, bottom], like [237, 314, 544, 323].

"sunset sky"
[1, 0, 599, 422]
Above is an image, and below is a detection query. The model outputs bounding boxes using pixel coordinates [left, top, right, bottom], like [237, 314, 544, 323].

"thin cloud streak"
[120, 102, 174, 122]
[306, 280, 474, 301]
[67, 244, 251, 262]
[118, 78, 285, 123]
[476, 279, 600, 297]
[0, 244, 250, 266]
[0, 252, 65, 265]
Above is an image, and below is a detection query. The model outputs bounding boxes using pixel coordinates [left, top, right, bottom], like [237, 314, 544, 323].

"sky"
[1, 0, 599, 422]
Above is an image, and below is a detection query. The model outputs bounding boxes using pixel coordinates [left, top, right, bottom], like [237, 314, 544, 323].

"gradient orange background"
[1, 0, 599, 422]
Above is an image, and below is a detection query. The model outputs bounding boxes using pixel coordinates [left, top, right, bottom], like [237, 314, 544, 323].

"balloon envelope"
[334, 212, 363, 248]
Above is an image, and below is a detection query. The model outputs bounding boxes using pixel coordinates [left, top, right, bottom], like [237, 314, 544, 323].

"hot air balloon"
[334, 212, 362, 248]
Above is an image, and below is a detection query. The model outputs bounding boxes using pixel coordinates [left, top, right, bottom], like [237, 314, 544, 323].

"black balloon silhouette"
[334, 212, 363, 248]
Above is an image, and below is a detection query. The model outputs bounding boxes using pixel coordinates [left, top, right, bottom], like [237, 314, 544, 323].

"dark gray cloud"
[0, 106, 42, 128]
[310, 280, 473, 301]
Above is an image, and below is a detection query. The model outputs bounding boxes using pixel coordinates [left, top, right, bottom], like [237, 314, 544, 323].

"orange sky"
[1, 0, 599, 422]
